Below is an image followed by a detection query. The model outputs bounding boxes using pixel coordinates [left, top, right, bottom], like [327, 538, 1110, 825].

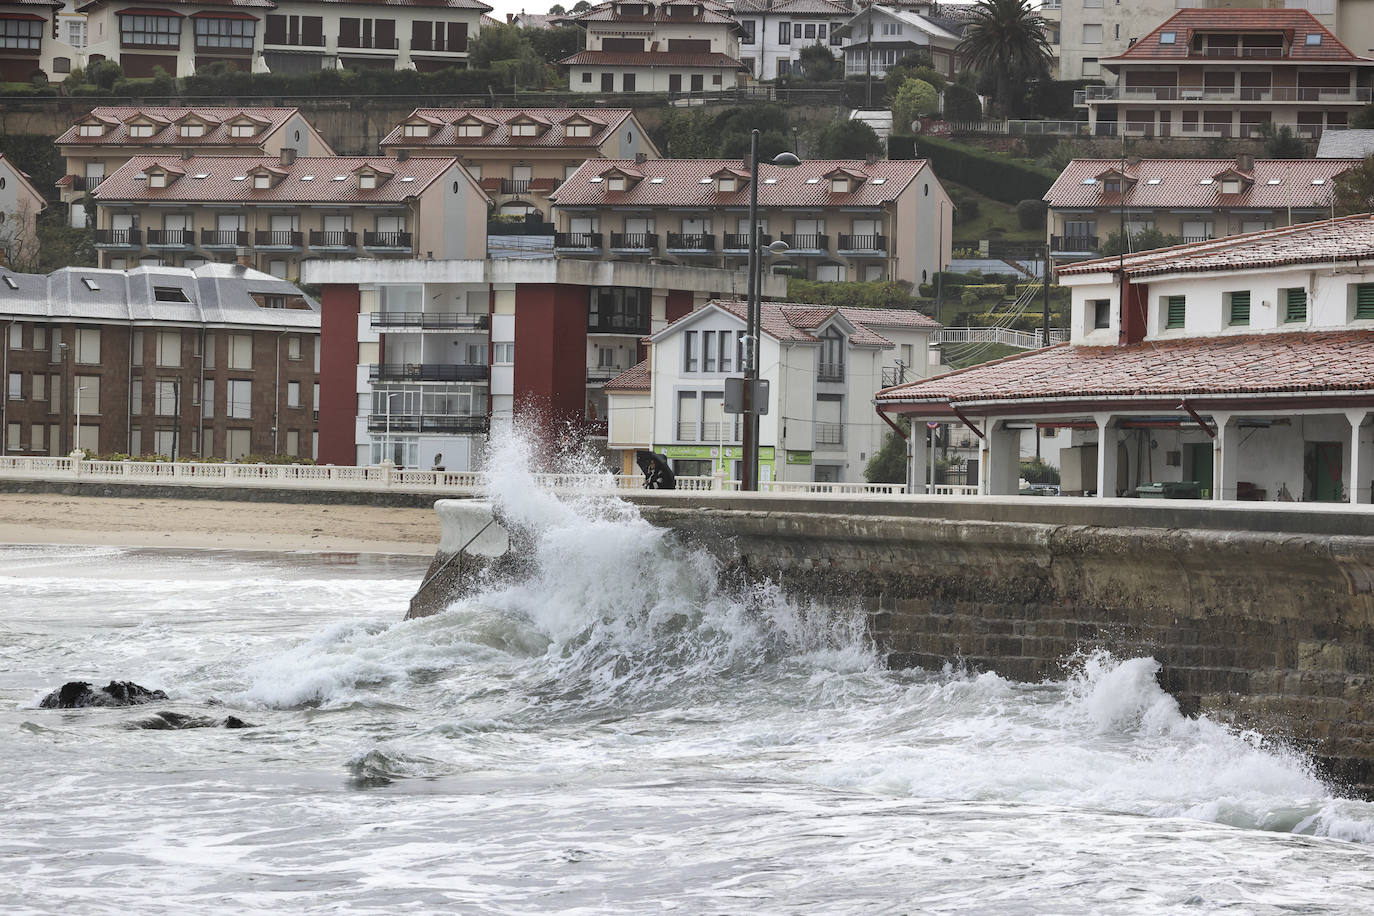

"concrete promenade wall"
[622, 495, 1374, 793]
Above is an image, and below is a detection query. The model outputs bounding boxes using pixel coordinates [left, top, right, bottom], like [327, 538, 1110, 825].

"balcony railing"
[500, 178, 531, 194]
[666, 232, 715, 251]
[1077, 85, 1372, 104]
[368, 363, 489, 382]
[255, 230, 302, 248]
[701, 420, 741, 441]
[70, 175, 103, 192]
[309, 230, 358, 248]
[814, 421, 843, 446]
[723, 232, 773, 250]
[837, 233, 887, 253]
[93, 228, 140, 246]
[264, 33, 326, 47]
[818, 361, 845, 382]
[554, 231, 602, 250]
[200, 229, 248, 247]
[1050, 235, 1098, 252]
[145, 229, 193, 247]
[587, 366, 631, 382]
[369, 312, 490, 330]
[363, 231, 413, 249]
[881, 366, 908, 387]
[588, 317, 651, 335]
[609, 231, 658, 250]
[781, 233, 828, 251]
[366, 414, 489, 434]
[338, 37, 399, 50]
[410, 38, 467, 52]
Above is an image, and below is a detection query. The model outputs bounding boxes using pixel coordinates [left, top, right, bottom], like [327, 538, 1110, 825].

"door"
[601, 72, 614, 91]
[1186, 442, 1213, 498]
[669, 74, 682, 92]
[1307, 441, 1344, 502]
[623, 73, 635, 91]
[690, 73, 704, 92]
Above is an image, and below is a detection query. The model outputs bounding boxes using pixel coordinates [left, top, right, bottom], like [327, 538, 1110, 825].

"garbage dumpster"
[1135, 482, 1167, 499]
[1163, 481, 1201, 499]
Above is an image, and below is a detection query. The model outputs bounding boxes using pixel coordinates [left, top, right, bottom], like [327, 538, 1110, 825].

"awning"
[190, 9, 257, 18]
[118, 7, 186, 16]
[0, 13, 46, 20]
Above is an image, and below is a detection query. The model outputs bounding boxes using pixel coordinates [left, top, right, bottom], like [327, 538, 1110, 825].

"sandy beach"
[0, 492, 441, 556]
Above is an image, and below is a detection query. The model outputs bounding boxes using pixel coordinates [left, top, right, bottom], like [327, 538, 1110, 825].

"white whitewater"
[3, 431, 1374, 912]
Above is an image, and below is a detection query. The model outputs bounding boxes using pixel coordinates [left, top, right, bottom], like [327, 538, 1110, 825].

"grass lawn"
[946, 182, 1045, 248]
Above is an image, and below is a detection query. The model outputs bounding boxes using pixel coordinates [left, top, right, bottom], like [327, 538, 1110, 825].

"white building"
[608, 298, 940, 484]
[732, 0, 851, 80]
[834, 4, 963, 81]
[878, 215, 1374, 503]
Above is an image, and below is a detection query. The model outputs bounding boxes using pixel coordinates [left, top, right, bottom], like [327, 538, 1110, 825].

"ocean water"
[5, 459, 1374, 912]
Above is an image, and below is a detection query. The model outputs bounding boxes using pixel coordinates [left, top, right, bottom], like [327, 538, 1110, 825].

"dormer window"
[1103, 179, 1122, 193]
[78, 123, 103, 138]
[456, 122, 486, 137]
[607, 176, 626, 191]
[253, 173, 272, 188]
[180, 123, 205, 138]
[565, 122, 593, 138]
[229, 123, 256, 138]
[1222, 179, 1241, 193]
[719, 177, 737, 192]
[403, 123, 430, 137]
[129, 123, 155, 138]
[149, 171, 168, 188]
[511, 122, 540, 137]
[830, 177, 848, 192]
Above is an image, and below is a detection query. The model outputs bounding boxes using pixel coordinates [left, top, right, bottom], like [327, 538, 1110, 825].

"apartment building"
[559, 0, 749, 93]
[301, 257, 785, 469]
[1045, 156, 1358, 261]
[379, 108, 660, 222]
[605, 298, 939, 483]
[550, 157, 953, 285]
[76, 0, 490, 76]
[0, 154, 47, 269]
[834, 4, 963, 80]
[732, 0, 851, 80]
[89, 151, 489, 276]
[0, 262, 319, 460]
[1075, 9, 1374, 139]
[0, 0, 83, 80]
[56, 106, 334, 228]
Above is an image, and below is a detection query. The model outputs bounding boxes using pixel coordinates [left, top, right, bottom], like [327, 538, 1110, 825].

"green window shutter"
[1285, 288, 1307, 323]
[1165, 295, 1186, 329]
[1357, 284, 1374, 319]
[1229, 291, 1250, 325]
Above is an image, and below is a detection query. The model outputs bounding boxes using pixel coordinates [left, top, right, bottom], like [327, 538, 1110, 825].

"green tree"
[527, 25, 582, 64]
[892, 78, 939, 130]
[943, 83, 982, 120]
[572, 0, 590, 10]
[1260, 122, 1305, 158]
[86, 59, 123, 90]
[548, 3, 566, 12]
[1333, 155, 1374, 216]
[884, 62, 944, 102]
[797, 43, 840, 81]
[814, 119, 883, 159]
[865, 417, 911, 484]
[785, 278, 922, 310]
[469, 22, 534, 69]
[1099, 227, 1184, 257]
[956, 0, 1054, 117]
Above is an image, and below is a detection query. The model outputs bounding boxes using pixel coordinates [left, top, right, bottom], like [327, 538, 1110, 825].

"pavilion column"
[1094, 413, 1118, 498]
[909, 423, 929, 494]
[983, 419, 1020, 496]
[1212, 412, 1237, 501]
[1347, 409, 1373, 504]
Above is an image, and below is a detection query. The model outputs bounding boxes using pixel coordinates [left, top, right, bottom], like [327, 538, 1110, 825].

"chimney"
[235, 249, 252, 270]
[1236, 153, 1254, 171]
[506, 12, 513, 22]
[397, 149, 410, 162]
[279, 147, 297, 167]
[635, 151, 647, 164]
[180, 148, 193, 161]
[866, 152, 878, 164]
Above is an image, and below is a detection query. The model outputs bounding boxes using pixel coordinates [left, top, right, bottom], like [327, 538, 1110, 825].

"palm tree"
[956, 0, 1055, 118]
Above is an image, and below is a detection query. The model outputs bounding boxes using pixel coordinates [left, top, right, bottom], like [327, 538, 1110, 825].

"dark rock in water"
[128, 711, 257, 730]
[39, 680, 169, 709]
[223, 715, 253, 728]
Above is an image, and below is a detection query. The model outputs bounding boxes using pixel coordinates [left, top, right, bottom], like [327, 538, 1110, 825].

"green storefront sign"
[655, 445, 777, 480]
[785, 451, 812, 465]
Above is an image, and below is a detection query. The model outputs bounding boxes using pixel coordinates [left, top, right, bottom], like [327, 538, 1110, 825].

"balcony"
[200, 229, 248, 248]
[255, 230, 303, 249]
[145, 229, 193, 248]
[309, 230, 358, 249]
[837, 234, 887, 254]
[338, 37, 400, 51]
[588, 316, 651, 335]
[366, 414, 489, 434]
[410, 38, 468, 53]
[677, 419, 740, 441]
[609, 231, 658, 252]
[500, 178, 531, 194]
[781, 233, 829, 254]
[1050, 235, 1098, 254]
[93, 228, 141, 247]
[363, 231, 413, 251]
[554, 231, 602, 252]
[368, 363, 489, 382]
[369, 312, 490, 330]
[69, 175, 103, 192]
[1076, 85, 1372, 105]
[665, 232, 715, 253]
[814, 421, 843, 447]
[723, 232, 772, 252]
[587, 366, 632, 382]
[263, 31, 326, 48]
[881, 366, 908, 387]
[818, 361, 844, 382]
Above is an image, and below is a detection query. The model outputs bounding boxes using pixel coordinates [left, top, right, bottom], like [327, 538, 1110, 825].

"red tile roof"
[605, 359, 652, 391]
[1046, 158, 1357, 210]
[1104, 9, 1369, 63]
[56, 107, 311, 148]
[553, 158, 931, 208]
[876, 331, 1374, 410]
[568, 0, 737, 26]
[93, 155, 472, 204]
[1057, 214, 1374, 279]
[77, 0, 270, 10]
[706, 299, 938, 346]
[380, 108, 639, 150]
[559, 49, 747, 68]
[735, 0, 851, 14]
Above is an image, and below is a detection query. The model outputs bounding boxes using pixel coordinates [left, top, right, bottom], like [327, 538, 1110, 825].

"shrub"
[943, 84, 981, 121]
[1016, 198, 1048, 231]
[87, 59, 123, 89]
[914, 135, 1056, 204]
[28, 69, 48, 87]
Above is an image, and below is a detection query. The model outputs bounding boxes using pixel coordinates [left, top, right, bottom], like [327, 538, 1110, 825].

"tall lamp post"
[58, 341, 70, 455]
[74, 385, 87, 455]
[741, 128, 800, 491]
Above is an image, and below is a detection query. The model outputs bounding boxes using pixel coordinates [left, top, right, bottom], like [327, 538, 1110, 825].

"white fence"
[941, 327, 1069, 350]
[0, 455, 969, 497]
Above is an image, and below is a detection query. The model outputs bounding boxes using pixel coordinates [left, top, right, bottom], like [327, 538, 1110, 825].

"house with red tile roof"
[733, 0, 853, 82]
[558, 0, 749, 92]
[0, 0, 82, 83]
[89, 151, 488, 277]
[551, 157, 952, 285]
[379, 108, 660, 222]
[56, 106, 334, 228]
[877, 215, 1374, 503]
[606, 297, 939, 482]
[1045, 156, 1358, 262]
[1073, 8, 1374, 139]
[0, 153, 48, 270]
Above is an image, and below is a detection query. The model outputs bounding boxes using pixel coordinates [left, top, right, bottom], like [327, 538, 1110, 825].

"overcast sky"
[485, 0, 561, 21]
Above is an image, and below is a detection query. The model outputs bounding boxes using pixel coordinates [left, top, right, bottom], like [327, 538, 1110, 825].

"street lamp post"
[75, 385, 87, 455]
[58, 342, 70, 455]
[741, 129, 800, 491]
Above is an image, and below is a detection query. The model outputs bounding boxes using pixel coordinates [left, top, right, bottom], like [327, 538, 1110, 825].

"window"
[179, 123, 205, 139]
[228, 334, 252, 369]
[204, 332, 215, 369]
[511, 122, 539, 137]
[1082, 57, 1100, 77]
[154, 286, 189, 303]
[1091, 299, 1111, 329]
[74, 375, 99, 417]
[0, 18, 41, 50]
[1355, 284, 1374, 320]
[6, 324, 18, 349]
[1083, 24, 1102, 44]
[1228, 291, 1250, 326]
[78, 123, 103, 138]
[1306, 33, 1322, 45]
[457, 122, 486, 136]
[287, 336, 301, 360]
[1221, 179, 1240, 194]
[226, 428, 250, 460]
[402, 123, 429, 138]
[229, 122, 256, 138]
[778, 20, 791, 43]
[740, 19, 755, 43]
[494, 342, 514, 364]
[31, 424, 44, 452]
[33, 327, 44, 351]
[880, 21, 902, 35]
[1159, 31, 1176, 44]
[203, 379, 214, 418]
[566, 122, 592, 137]
[1084, 0, 1102, 6]
[253, 173, 272, 189]
[194, 16, 255, 49]
[33, 374, 44, 402]
[1284, 288, 1307, 323]
[359, 173, 377, 189]
[287, 380, 301, 408]
[1164, 295, 1186, 329]
[831, 177, 848, 192]
[227, 379, 252, 418]
[683, 330, 698, 372]
[7, 372, 19, 400]
[130, 378, 142, 415]
[129, 123, 155, 138]
[6, 423, 16, 450]
[76, 328, 100, 364]
[148, 172, 167, 189]
[804, 23, 815, 39]
[156, 379, 179, 415]
[157, 331, 181, 367]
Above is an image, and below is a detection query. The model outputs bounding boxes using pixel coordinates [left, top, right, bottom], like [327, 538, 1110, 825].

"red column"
[318, 283, 361, 466]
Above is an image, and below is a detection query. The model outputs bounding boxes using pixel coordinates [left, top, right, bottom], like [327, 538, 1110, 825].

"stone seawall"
[419, 493, 1374, 795]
